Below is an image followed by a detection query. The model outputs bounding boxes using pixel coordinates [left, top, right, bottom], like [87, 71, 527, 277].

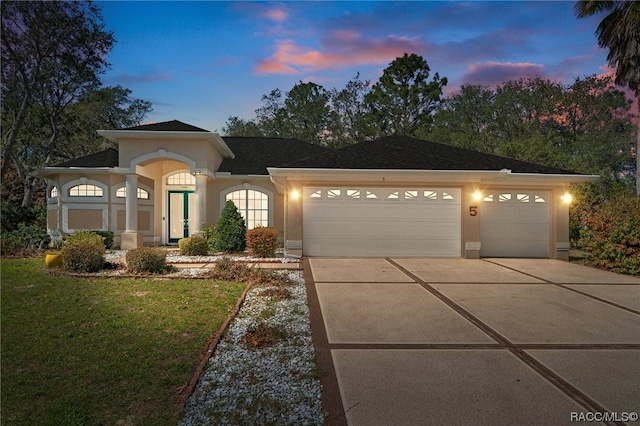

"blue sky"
[98, 1, 610, 134]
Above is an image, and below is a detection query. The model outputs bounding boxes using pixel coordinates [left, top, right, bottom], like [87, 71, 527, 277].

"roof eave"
[267, 167, 599, 193]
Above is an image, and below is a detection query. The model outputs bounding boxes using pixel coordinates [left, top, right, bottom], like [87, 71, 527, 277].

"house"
[38, 120, 598, 259]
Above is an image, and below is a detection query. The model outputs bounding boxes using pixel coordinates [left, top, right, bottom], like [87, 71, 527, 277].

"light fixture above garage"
[561, 192, 572, 204]
[472, 190, 483, 201]
[290, 189, 300, 200]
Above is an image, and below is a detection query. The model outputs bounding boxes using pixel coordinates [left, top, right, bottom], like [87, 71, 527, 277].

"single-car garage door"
[303, 187, 461, 257]
[480, 190, 550, 258]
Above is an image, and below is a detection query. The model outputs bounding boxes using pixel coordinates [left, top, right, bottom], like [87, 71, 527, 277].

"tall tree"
[327, 73, 373, 148]
[283, 81, 330, 145]
[575, 0, 640, 193]
[365, 53, 447, 136]
[1, 0, 116, 206]
[255, 89, 287, 137]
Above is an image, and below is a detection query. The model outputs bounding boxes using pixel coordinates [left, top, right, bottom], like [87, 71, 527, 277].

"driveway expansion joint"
[384, 257, 626, 422]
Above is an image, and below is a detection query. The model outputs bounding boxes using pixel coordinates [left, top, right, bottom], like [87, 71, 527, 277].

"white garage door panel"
[480, 191, 550, 258]
[303, 187, 461, 257]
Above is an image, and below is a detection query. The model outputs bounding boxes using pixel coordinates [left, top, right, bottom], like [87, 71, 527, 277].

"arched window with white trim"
[115, 186, 150, 199]
[222, 186, 272, 229]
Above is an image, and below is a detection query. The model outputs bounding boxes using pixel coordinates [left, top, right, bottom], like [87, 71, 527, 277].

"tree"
[214, 200, 247, 253]
[327, 73, 373, 148]
[1, 0, 116, 206]
[282, 81, 330, 145]
[255, 89, 287, 137]
[59, 86, 153, 159]
[431, 75, 634, 177]
[222, 116, 263, 137]
[365, 53, 447, 136]
[430, 84, 498, 152]
[575, 0, 640, 193]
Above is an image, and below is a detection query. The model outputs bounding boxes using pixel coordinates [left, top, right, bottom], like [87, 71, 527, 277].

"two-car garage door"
[303, 187, 461, 257]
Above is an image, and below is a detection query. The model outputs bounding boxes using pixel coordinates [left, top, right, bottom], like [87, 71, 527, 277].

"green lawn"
[1, 259, 246, 425]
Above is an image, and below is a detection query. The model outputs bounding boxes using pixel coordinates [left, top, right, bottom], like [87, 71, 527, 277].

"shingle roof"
[282, 135, 576, 174]
[219, 137, 331, 175]
[53, 148, 119, 168]
[121, 120, 210, 132]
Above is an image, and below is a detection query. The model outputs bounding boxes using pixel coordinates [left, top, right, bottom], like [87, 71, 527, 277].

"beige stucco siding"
[47, 209, 58, 230]
[119, 139, 224, 172]
[68, 209, 102, 230]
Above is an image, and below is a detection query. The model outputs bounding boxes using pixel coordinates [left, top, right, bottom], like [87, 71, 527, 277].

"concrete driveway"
[303, 258, 640, 426]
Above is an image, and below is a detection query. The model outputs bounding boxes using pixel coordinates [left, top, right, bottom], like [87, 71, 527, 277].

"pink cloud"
[265, 8, 288, 22]
[255, 32, 423, 74]
[461, 62, 547, 87]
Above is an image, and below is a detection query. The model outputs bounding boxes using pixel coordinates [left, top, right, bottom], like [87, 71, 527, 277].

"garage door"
[303, 187, 461, 257]
[479, 191, 550, 258]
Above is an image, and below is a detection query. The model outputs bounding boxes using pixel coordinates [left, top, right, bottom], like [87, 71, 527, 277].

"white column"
[125, 173, 138, 232]
[194, 173, 207, 234]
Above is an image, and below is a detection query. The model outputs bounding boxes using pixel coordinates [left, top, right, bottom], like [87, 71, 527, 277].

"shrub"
[92, 230, 114, 249]
[211, 256, 251, 281]
[178, 236, 209, 256]
[214, 200, 246, 253]
[0, 223, 51, 255]
[63, 231, 105, 249]
[126, 247, 168, 274]
[61, 243, 105, 272]
[201, 224, 217, 252]
[246, 226, 279, 258]
[578, 193, 640, 275]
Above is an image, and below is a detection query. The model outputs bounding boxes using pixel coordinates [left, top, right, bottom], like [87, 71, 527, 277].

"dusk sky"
[97, 1, 611, 134]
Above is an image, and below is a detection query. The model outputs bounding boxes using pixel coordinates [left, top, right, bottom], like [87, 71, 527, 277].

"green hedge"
[178, 237, 209, 256]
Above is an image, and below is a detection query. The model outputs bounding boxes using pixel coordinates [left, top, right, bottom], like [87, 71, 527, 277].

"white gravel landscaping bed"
[105, 250, 299, 264]
[179, 270, 323, 425]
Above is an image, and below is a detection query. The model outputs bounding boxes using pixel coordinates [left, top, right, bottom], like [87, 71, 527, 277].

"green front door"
[168, 191, 195, 243]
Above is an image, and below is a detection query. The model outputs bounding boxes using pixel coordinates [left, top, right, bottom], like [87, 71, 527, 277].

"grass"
[1, 258, 246, 426]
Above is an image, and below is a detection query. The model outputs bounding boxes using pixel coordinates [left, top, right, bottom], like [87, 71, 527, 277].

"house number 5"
[469, 206, 478, 216]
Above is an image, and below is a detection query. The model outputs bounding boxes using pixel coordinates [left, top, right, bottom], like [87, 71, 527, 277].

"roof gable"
[121, 120, 210, 132]
[282, 135, 576, 174]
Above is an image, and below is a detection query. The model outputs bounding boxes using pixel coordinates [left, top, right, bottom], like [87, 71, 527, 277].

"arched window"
[49, 186, 58, 199]
[166, 172, 195, 185]
[224, 187, 271, 229]
[69, 184, 103, 197]
[116, 187, 150, 199]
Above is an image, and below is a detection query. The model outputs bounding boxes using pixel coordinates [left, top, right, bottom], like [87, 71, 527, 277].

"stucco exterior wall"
[118, 138, 224, 172]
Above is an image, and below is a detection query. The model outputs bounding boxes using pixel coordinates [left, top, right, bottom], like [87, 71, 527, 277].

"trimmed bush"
[126, 247, 168, 274]
[178, 236, 209, 256]
[214, 200, 246, 253]
[61, 243, 105, 272]
[578, 193, 640, 275]
[63, 231, 105, 249]
[246, 226, 279, 258]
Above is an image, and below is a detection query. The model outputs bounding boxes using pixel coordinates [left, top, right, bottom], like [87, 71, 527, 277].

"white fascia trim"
[213, 173, 270, 180]
[97, 130, 235, 159]
[267, 167, 599, 185]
